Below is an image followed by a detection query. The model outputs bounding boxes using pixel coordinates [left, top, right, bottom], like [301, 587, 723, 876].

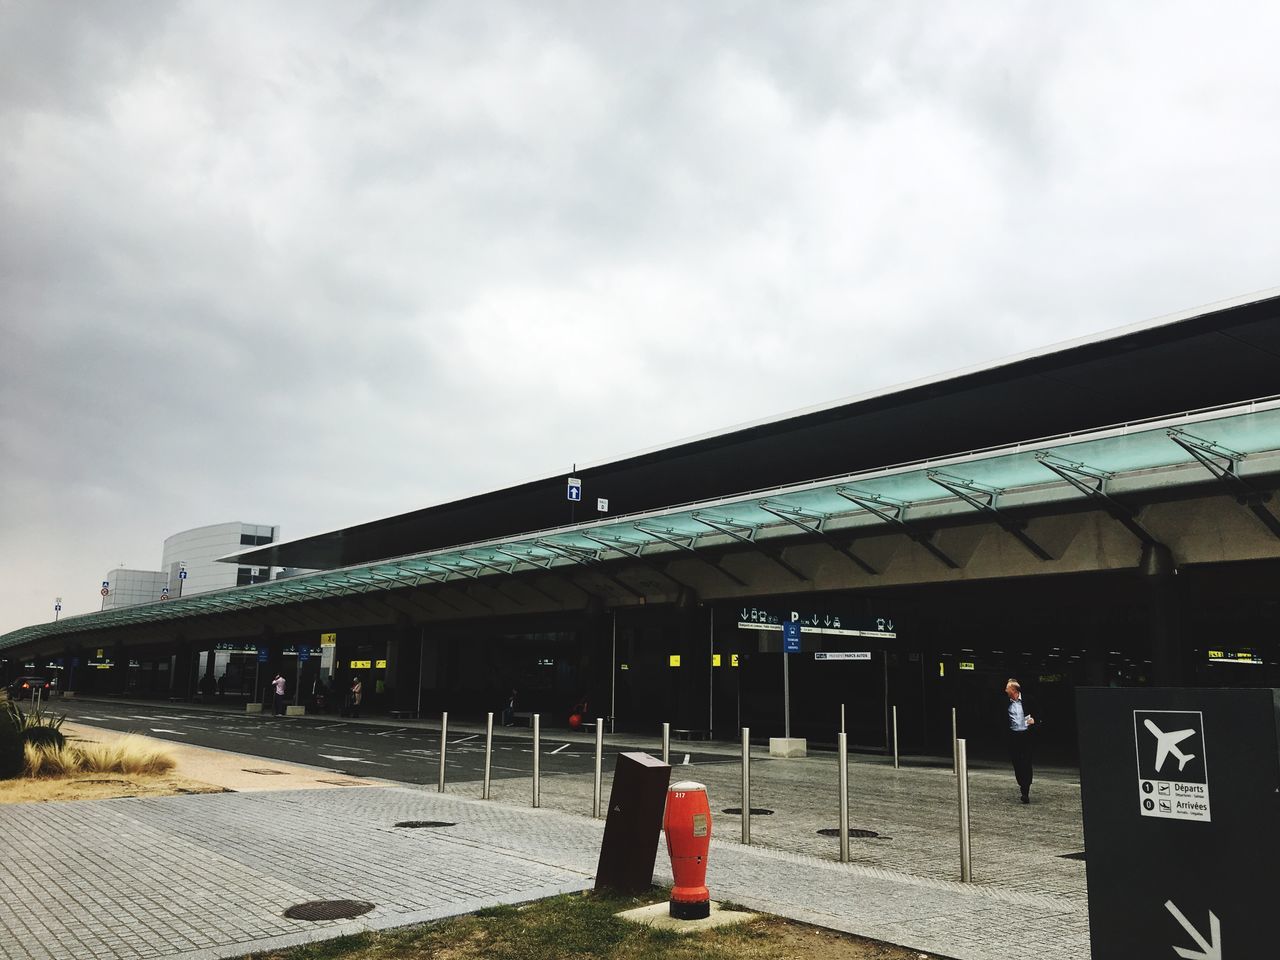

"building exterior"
[161, 522, 281, 596]
[6, 290, 1280, 762]
[100, 569, 169, 610]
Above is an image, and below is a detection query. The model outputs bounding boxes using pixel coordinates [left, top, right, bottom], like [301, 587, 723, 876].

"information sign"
[782, 621, 801, 653]
[567, 477, 582, 502]
[813, 651, 870, 661]
[1077, 687, 1278, 959]
[320, 632, 337, 646]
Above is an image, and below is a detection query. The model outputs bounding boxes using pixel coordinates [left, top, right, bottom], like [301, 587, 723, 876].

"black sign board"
[1077, 687, 1280, 959]
[594, 752, 671, 895]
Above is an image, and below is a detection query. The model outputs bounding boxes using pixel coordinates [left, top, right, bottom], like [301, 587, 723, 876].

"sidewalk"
[0, 727, 1089, 960]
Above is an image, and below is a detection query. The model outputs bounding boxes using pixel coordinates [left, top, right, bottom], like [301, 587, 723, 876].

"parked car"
[6, 676, 52, 702]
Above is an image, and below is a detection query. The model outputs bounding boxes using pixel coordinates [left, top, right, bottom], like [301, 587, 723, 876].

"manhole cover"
[243, 768, 288, 776]
[722, 807, 774, 815]
[284, 900, 375, 921]
[394, 820, 456, 829]
[818, 828, 884, 839]
[1058, 851, 1087, 861]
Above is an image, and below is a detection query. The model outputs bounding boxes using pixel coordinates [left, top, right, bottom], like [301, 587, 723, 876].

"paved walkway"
[0, 704, 1090, 959]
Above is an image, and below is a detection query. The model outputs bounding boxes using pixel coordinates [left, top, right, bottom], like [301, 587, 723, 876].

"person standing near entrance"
[1005, 679, 1036, 803]
[349, 676, 362, 718]
[272, 673, 287, 716]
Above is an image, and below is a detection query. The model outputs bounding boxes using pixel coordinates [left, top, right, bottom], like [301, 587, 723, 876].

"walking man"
[1005, 679, 1035, 803]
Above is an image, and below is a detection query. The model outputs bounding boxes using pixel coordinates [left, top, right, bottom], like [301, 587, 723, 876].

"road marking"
[150, 728, 185, 735]
[266, 736, 305, 744]
[318, 754, 375, 763]
[683, 754, 691, 765]
[322, 744, 371, 752]
[491, 765, 525, 772]
[373, 728, 409, 737]
[182, 724, 209, 731]
[550, 743, 570, 754]
[450, 735, 478, 744]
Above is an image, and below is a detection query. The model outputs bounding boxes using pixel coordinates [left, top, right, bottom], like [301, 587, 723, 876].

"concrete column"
[1141, 544, 1184, 685]
[672, 591, 707, 732]
[390, 622, 422, 713]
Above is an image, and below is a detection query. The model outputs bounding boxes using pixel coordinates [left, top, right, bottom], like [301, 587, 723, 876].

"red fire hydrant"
[664, 780, 712, 919]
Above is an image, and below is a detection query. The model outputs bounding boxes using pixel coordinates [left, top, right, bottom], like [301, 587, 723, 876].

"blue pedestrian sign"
[783, 621, 802, 653]
[257, 647, 269, 663]
[178, 569, 188, 580]
[567, 477, 582, 502]
[298, 647, 310, 662]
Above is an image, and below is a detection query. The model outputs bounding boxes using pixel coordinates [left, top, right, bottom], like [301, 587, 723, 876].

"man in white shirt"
[1005, 679, 1036, 803]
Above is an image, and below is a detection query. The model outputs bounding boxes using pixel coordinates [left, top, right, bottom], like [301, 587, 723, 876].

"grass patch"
[241, 890, 943, 960]
[21, 734, 175, 778]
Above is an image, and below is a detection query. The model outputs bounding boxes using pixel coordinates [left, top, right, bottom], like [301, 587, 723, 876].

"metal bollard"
[438, 711, 448, 792]
[593, 717, 604, 819]
[840, 702, 845, 735]
[482, 711, 493, 800]
[838, 731, 849, 863]
[662, 722, 670, 765]
[741, 726, 751, 845]
[952, 707, 959, 776]
[532, 713, 541, 808]
[957, 737, 972, 882]
[892, 704, 900, 769]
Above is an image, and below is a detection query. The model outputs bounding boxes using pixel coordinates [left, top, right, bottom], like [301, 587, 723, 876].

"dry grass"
[21, 734, 176, 778]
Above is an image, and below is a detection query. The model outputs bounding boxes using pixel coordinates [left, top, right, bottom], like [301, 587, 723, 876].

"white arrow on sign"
[1164, 900, 1221, 960]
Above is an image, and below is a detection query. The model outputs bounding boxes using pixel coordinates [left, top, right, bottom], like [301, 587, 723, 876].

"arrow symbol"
[1164, 900, 1221, 960]
[741, 609, 749, 619]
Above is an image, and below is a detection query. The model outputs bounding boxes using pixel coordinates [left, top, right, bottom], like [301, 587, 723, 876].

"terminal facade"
[5, 291, 1280, 761]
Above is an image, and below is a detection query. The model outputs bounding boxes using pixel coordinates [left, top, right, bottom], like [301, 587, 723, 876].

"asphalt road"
[54, 700, 735, 783]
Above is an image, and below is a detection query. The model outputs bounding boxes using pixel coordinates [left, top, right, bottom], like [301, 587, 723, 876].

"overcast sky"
[3, 1, 1280, 634]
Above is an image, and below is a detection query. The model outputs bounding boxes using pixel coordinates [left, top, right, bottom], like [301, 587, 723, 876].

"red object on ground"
[663, 780, 712, 919]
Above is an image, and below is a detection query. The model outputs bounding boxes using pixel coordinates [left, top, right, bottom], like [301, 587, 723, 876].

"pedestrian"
[503, 688, 517, 726]
[312, 676, 326, 712]
[350, 676, 362, 718]
[272, 672, 287, 716]
[1004, 678, 1036, 803]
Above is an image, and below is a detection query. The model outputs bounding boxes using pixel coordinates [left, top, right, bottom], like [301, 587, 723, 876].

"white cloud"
[3, 0, 1279, 632]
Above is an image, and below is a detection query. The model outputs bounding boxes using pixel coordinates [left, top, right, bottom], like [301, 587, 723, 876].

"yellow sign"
[939, 661, 945, 677]
[97, 648, 104, 658]
[620, 663, 629, 671]
[669, 655, 681, 667]
[731, 653, 739, 668]
[712, 654, 722, 667]
[320, 632, 337, 646]
[350, 659, 372, 669]
[959, 661, 975, 671]
[375, 659, 387, 669]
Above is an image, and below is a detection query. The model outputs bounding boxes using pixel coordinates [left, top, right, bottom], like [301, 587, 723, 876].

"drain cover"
[722, 807, 774, 815]
[394, 820, 456, 829]
[818, 828, 883, 839]
[1058, 851, 1087, 861]
[243, 768, 288, 776]
[284, 900, 375, 921]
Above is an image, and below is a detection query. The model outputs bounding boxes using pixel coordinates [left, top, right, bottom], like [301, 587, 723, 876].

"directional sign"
[298, 647, 310, 662]
[178, 569, 188, 579]
[1077, 687, 1277, 959]
[813, 651, 870, 661]
[566, 477, 582, 502]
[737, 606, 896, 639]
[257, 647, 269, 663]
[102, 581, 109, 589]
[782, 621, 801, 653]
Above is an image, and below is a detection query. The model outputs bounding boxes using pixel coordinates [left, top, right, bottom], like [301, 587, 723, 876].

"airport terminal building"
[5, 291, 1280, 760]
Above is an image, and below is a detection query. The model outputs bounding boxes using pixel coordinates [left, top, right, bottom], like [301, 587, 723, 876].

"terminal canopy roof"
[231, 290, 1280, 572]
[6, 395, 1280, 652]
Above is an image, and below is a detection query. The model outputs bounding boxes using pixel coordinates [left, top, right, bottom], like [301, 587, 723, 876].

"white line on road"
[266, 737, 305, 744]
[683, 754, 690, 765]
[150, 729, 186, 735]
[549, 743, 570, 754]
[321, 744, 371, 752]
[450, 735, 478, 745]
[491, 765, 525, 772]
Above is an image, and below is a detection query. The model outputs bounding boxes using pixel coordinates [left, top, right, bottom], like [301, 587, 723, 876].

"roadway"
[54, 699, 734, 784]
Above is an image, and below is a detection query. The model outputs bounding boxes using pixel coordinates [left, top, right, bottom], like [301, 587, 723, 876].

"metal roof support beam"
[926, 471, 1053, 561]
[1168, 428, 1280, 539]
[757, 501, 878, 576]
[632, 524, 751, 588]
[1035, 453, 1162, 548]
[579, 533, 696, 591]
[833, 488, 959, 569]
[459, 554, 562, 605]
[691, 513, 809, 583]
[534, 540, 647, 600]
[493, 548, 556, 571]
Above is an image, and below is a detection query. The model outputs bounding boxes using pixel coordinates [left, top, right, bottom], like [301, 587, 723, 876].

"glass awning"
[5, 396, 1280, 651]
